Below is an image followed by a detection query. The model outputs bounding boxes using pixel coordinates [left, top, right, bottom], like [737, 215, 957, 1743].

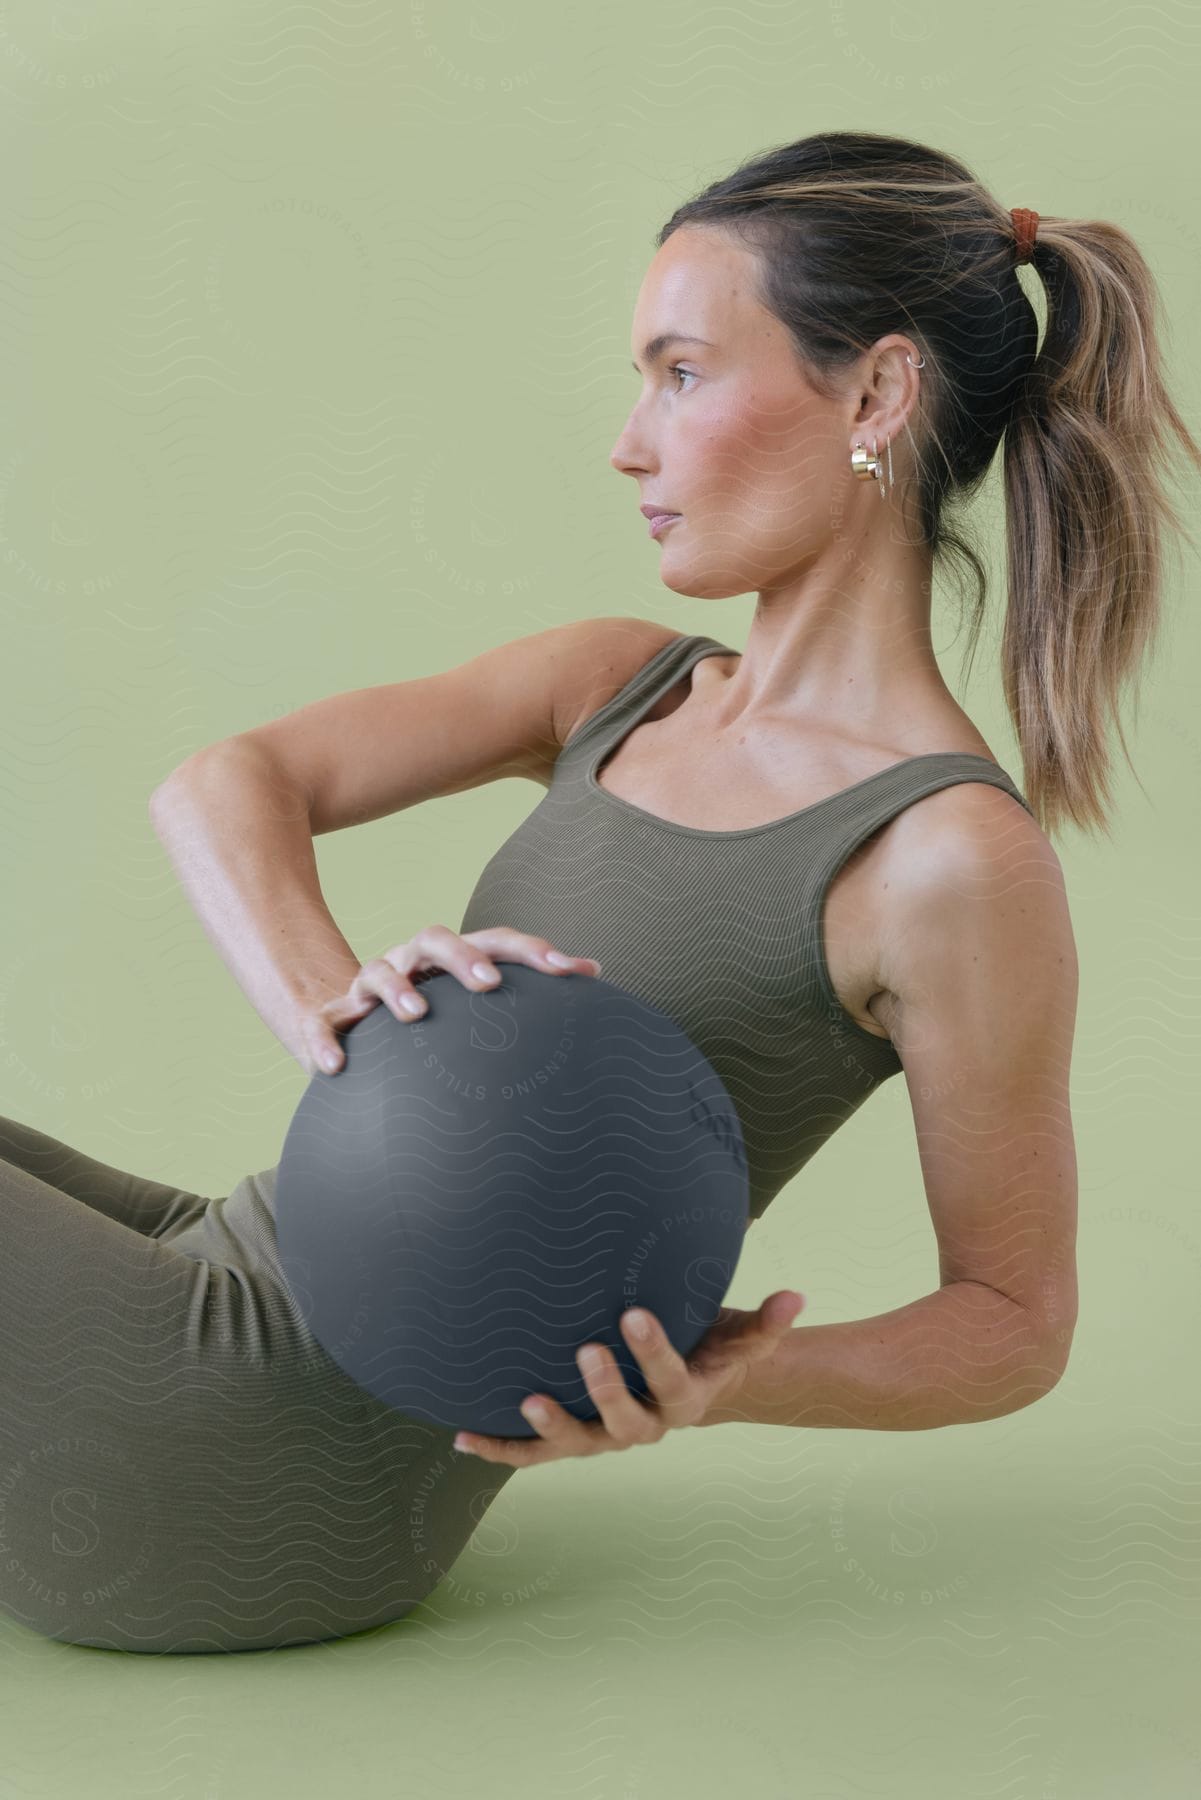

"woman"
[3, 131, 1197, 1655]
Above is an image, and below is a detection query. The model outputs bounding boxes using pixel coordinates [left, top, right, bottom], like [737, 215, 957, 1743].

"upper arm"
[877, 788, 1080, 1371]
[153, 616, 679, 837]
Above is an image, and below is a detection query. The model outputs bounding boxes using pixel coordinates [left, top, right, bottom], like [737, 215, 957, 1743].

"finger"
[455, 1402, 596, 1464]
[468, 929, 602, 980]
[302, 1005, 372, 1076]
[452, 1430, 557, 1467]
[619, 1310, 695, 1416]
[518, 1389, 612, 1457]
[755, 1290, 806, 1340]
[352, 957, 429, 1022]
[404, 925, 506, 994]
[378, 927, 466, 995]
[576, 1342, 661, 1445]
[398, 926, 601, 989]
[318, 982, 381, 1027]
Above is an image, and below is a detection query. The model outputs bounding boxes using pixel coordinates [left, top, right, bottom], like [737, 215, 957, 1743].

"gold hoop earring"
[850, 437, 890, 499]
[850, 440, 880, 483]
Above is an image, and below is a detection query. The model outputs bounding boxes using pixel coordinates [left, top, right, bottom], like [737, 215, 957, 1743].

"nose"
[610, 388, 659, 481]
[610, 428, 646, 479]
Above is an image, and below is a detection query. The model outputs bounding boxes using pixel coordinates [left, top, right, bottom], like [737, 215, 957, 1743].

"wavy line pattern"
[2, 1, 1199, 1795]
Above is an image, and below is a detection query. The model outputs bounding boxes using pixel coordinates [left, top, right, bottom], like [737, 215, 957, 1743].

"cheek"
[676, 412, 789, 521]
[669, 405, 750, 482]
[702, 414, 818, 535]
[697, 396, 819, 487]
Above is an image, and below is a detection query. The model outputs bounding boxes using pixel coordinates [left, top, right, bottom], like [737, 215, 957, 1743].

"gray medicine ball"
[275, 964, 749, 1439]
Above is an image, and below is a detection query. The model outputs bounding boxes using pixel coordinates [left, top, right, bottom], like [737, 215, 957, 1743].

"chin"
[658, 565, 759, 602]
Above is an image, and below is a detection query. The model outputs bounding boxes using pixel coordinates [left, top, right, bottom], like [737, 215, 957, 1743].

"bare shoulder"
[872, 778, 1075, 1039]
[548, 615, 684, 756]
[881, 776, 1052, 894]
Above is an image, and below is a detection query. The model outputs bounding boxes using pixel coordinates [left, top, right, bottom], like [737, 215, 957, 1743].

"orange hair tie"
[1010, 207, 1040, 265]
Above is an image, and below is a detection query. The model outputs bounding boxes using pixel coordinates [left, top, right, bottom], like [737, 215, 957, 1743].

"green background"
[2, 0, 1199, 1794]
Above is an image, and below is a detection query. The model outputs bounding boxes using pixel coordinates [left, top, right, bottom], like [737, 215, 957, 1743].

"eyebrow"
[630, 333, 715, 372]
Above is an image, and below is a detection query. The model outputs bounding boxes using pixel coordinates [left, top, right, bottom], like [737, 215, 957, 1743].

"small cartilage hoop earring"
[906, 351, 926, 368]
[886, 435, 893, 491]
[873, 435, 885, 501]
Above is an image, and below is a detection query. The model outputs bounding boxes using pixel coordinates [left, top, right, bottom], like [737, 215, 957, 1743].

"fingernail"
[625, 1310, 651, 1340]
[321, 1050, 341, 1072]
[472, 962, 500, 983]
[544, 952, 572, 967]
[399, 994, 424, 1017]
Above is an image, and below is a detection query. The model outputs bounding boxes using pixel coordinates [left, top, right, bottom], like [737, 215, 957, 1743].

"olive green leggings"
[0, 1112, 518, 1654]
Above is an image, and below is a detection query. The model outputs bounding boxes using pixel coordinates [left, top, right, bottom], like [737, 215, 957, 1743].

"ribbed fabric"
[1, 1135, 520, 1654]
[460, 632, 1034, 1223]
[0, 633, 1031, 1654]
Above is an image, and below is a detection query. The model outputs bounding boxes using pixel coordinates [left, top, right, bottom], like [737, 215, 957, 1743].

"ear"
[852, 334, 923, 444]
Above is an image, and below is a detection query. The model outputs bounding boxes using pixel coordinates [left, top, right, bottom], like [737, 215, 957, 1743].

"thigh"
[0, 1150, 524, 1654]
[0, 1112, 212, 1239]
[0, 1150, 209, 1647]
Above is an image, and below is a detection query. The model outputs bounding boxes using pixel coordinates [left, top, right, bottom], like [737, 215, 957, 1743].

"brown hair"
[656, 130, 1201, 839]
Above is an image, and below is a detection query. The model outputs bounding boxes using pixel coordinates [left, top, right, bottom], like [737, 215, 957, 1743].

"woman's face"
[611, 226, 870, 601]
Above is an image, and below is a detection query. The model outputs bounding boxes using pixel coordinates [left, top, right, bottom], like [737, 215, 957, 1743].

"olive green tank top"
[458, 633, 1035, 1223]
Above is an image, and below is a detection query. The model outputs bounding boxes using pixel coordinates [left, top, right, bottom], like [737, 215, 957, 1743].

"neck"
[705, 519, 953, 742]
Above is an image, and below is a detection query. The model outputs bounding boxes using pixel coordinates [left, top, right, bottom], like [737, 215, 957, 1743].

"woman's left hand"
[452, 1289, 806, 1466]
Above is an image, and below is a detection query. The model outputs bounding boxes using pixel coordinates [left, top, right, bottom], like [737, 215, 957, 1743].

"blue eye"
[666, 364, 697, 391]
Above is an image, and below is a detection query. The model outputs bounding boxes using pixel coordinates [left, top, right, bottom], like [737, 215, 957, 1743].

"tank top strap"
[822, 751, 1034, 843]
[799, 751, 1035, 925]
[559, 632, 727, 761]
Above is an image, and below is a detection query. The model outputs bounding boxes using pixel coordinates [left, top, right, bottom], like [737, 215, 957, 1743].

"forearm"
[149, 742, 363, 1063]
[700, 1281, 1066, 1431]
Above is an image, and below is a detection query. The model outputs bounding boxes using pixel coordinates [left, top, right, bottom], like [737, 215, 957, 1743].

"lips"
[639, 503, 681, 522]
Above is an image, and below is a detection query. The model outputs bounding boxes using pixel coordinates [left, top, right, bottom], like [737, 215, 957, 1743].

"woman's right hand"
[295, 924, 603, 1078]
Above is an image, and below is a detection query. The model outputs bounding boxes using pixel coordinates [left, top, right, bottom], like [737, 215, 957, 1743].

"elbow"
[1033, 1317, 1077, 1397]
[149, 769, 191, 822]
[149, 779, 175, 822]
[996, 1330, 1073, 1422]
[1026, 1270, 1078, 1397]
[149, 745, 231, 819]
